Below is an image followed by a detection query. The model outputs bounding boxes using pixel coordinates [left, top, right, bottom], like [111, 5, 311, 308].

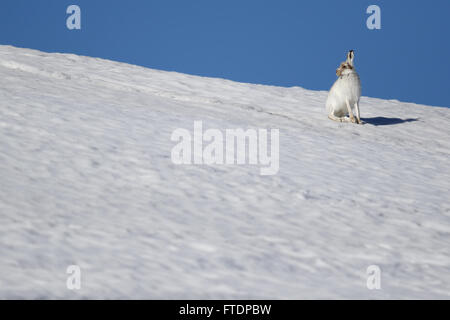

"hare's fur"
[326, 50, 362, 124]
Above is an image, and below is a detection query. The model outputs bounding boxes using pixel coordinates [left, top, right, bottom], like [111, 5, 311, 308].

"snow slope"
[0, 45, 449, 299]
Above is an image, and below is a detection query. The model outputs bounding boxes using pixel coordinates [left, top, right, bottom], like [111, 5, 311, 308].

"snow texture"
[0, 45, 449, 299]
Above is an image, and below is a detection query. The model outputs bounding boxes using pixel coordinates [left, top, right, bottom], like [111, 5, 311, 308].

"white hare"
[326, 50, 362, 124]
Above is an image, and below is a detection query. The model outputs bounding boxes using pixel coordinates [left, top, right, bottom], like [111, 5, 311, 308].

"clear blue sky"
[1, 0, 449, 107]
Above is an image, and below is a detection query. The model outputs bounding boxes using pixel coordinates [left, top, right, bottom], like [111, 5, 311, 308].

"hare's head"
[336, 62, 354, 76]
[336, 50, 355, 76]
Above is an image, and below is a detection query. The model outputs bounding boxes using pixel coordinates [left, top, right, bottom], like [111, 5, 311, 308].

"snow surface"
[0, 45, 449, 299]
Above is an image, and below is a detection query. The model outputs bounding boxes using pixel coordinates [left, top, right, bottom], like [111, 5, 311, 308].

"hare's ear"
[346, 50, 354, 66]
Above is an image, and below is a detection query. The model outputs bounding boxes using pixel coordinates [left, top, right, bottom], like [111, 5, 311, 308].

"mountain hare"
[326, 50, 362, 124]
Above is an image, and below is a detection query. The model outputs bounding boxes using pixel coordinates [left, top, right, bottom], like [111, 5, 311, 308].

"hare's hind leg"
[345, 99, 357, 123]
[328, 114, 351, 122]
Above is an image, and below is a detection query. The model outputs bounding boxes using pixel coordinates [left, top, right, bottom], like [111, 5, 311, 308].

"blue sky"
[1, 0, 449, 107]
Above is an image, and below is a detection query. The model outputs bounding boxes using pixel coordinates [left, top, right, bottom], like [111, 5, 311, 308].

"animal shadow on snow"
[362, 117, 419, 126]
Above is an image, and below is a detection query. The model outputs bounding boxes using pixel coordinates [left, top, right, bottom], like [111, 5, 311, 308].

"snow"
[0, 45, 449, 299]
